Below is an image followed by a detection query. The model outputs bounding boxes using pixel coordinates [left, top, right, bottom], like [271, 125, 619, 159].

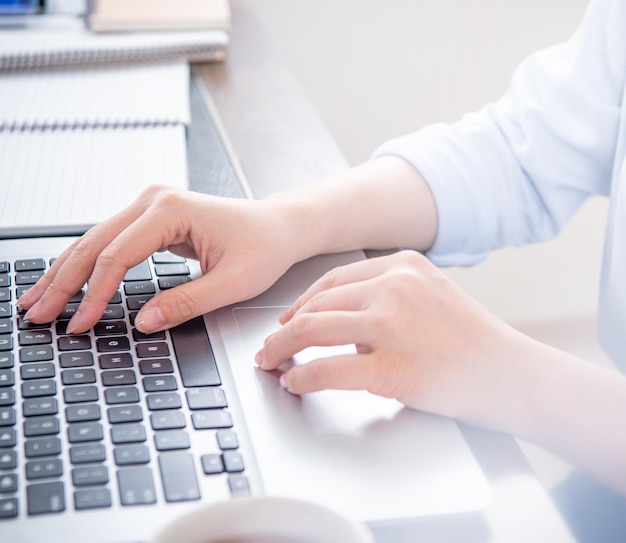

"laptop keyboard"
[0, 252, 249, 520]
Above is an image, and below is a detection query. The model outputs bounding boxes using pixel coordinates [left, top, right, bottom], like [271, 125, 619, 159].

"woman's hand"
[18, 185, 306, 334]
[256, 250, 535, 428]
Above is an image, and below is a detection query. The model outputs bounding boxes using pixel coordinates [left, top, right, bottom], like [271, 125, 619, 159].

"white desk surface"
[196, 1, 577, 541]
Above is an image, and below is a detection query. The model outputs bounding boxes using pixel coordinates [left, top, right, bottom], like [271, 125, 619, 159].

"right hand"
[18, 185, 303, 333]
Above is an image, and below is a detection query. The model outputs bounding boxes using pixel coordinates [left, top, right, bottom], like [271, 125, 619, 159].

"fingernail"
[24, 300, 43, 322]
[279, 308, 291, 324]
[254, 349, 264, 367]
[279, 373, 288, 389]
[135, 304, 166, 333]
[66, 310, 86, 334]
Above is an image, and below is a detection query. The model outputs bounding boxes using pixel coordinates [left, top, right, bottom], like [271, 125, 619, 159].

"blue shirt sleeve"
[373, 0, 626, 267]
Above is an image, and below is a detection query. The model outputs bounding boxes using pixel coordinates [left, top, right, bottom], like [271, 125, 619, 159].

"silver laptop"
[0, 235, 492, 543]
[0, 80, 491, 542]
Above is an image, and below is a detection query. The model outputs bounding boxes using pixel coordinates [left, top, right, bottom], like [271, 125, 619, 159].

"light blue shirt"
[373, 0, 626, 367]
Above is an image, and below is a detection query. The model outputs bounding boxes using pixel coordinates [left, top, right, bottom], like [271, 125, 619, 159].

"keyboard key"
[74, 488, 112, 510]
[117, 467, 156, 505]
[136, 342, 169, 358]
[228, 474, 250, 496]
[126, 294, 154, 311]
[99, 352, 133, 369]
[0, 319, 12, 334]
[114, 445, 150, 466]
[69, 443, 106, 464]
[142, 375, 177, 393]
[0, 353, 13, 369]
[124, 281, 155, 296]
[58, 335, 92, 351]
[72, 465, 109, 486]
[23, 417, 59, 437]
[94, 321, 127, 336]
[111, 424, 146, 445]
[17, 317, 51, 331]
[105, 387, 140, 405]
[132, 329, 166, 342]
[158, 276, 191, 290]
[0, 429, 16, 448]
[99, 305, 125, 320]
[107, 405, 143, 424]
[0, 473, 17, 492]
[223, 451, 245, 473]
[63, 385, 99, 404]
[170, 317, 221, 387]
[59, 351, 94, 368]
[26, 481, 65, 515]
[159, 452, 200, 502]
[139, 358, 173, 375]
[26, 458, 63, 480]
[15, 258, 46, 272]
[102, 369, 136, 387]
[21, 362, 55, 380]
[0, 335, 13, 352]
[58, 304, 79, 320]
[216, 430, 239, 450]
[0, 389, 14, 406]
[123, 261, 152, 282]
[0, 369, 15, 387]
[15, 271, 45, 285]
[201, 453, 224, 474]
[0, 450, 17, 469]
[18, 330, 52, 346]
[97, 336, 131, 353]
[154, 263, 189, 276]
[146, 392, 181, 411]
[61, 368, 96, 385]
[0, 262, 8, 273]
[65, 404, 101, 423]
[19, 345, 53, 363]
[191, 410, 233, 430]
[22, 397, 58, 417]
[0, 277, 9, 288]
[0, 303, 11, 318]
[150, 411, 186, 430]
[154, 430, 190, 451]
[152, 253, 185, 264]
[186, 388, 227, 410]
[0, 497, 18, 519]
[0, 407, 15, 426]
[22, 379, 56, 398]
[67, 422, 104, 443]
[25, 437, 62, 458]
[0, 289, 10, 303]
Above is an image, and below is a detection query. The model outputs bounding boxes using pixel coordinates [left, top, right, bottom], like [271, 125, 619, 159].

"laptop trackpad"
[222, 306, 492, 522]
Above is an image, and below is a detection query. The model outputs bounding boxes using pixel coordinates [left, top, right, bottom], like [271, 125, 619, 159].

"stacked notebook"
[0, 3, 231, 237]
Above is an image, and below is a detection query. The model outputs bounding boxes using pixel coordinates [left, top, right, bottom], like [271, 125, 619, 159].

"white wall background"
[250, 0, 611, 487]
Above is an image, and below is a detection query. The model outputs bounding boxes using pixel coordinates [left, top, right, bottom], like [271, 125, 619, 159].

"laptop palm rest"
[216, 302, 492, 523]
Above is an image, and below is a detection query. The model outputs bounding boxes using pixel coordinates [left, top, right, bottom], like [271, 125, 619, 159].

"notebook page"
[0, 62, 190, 128]
[0, 125, 188, 233]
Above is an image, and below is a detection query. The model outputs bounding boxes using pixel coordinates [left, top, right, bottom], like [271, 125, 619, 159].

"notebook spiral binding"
[0, 38, 227, 72]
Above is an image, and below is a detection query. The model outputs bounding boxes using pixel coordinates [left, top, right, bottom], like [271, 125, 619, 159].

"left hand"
[256, 250, 534, 427]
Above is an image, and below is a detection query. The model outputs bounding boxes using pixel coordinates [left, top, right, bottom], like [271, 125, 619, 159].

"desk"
[193, 1, 576, 542]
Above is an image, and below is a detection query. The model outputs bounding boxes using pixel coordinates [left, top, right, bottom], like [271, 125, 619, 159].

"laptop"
[0, 80, 492, 543]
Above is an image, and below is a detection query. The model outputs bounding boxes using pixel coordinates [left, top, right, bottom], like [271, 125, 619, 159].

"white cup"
[152, 495, 375, 543]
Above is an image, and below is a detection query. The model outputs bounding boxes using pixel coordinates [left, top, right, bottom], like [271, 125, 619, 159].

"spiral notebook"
[0, 15, 228, 72]
[0, 59, 191, 237]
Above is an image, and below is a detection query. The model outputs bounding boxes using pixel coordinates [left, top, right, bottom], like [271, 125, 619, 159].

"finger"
[280, 353, 375, 395]
[66, 192, 191, 332]
[280, 255, 397, 324]
[21, 190, 156, 322]
[258, 311, 370, 371]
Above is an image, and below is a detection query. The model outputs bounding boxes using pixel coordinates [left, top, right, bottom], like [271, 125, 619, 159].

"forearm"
[489, 333, 626, 494]
[264, 155, 438, 259]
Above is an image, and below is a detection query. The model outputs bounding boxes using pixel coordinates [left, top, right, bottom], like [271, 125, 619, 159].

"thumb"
[134, 271, 236, 332]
